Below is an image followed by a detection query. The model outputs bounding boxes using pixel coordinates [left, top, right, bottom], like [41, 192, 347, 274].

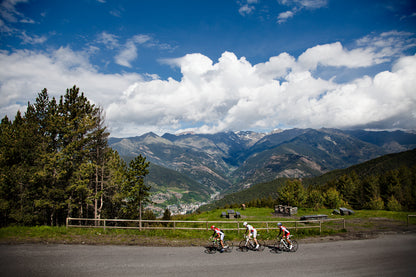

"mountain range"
[108, 128, 416, 214]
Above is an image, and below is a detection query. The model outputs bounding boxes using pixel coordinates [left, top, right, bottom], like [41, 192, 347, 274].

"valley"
[108, 128, 416, 215]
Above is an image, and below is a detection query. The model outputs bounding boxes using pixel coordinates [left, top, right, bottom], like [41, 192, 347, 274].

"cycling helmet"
[211, 225, 215, 230]
[243, 222, 248, 226]
[277, 222, 282, 226]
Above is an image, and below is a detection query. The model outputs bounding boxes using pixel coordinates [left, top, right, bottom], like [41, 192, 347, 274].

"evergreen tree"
[0, 116, 13, 226]
[121, 155, 150, 220]
[0, 86, 117, 226]
[366, 196, 385, 210]
[324, 187, 346, 209]
[277, 179, 306, 207]
[102, 149, 127, 219]
[387, 195, 402, 211]
[362, 176, 381, 210]
[87, 107, 110, 222]
[305, 189, 324, 210]
[162, 208, 171, 221]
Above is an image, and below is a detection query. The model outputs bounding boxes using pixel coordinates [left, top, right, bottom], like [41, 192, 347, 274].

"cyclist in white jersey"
[243, 222, 259, 249]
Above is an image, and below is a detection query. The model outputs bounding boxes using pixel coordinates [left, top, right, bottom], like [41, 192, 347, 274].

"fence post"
[66, 217, 69, 229]
[343, 218, 346, 229]
[266, 222, 269, 233]
[103, 219, 106, 231]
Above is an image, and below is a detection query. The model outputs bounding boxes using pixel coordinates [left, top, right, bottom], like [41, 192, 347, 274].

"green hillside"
[198, 178, 288, 211]
[199, 148, 416, 211]
[303, 148, 416, 187]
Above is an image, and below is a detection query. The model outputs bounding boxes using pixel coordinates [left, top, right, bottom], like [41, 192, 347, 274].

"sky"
[1, 0, 416, 138]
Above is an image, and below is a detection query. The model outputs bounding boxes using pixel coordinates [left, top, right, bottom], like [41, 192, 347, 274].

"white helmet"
[243, 222, 247, 226]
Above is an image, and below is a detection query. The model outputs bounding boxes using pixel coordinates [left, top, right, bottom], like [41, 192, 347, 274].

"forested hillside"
[199, 149, 416, 212]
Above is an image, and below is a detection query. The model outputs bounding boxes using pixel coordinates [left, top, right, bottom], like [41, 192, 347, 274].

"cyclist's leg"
[286, 233, 292, 249]
[253, 230, 259, 247]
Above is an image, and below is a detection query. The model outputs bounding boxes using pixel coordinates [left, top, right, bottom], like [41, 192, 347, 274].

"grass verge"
[1, 208, 415, 246]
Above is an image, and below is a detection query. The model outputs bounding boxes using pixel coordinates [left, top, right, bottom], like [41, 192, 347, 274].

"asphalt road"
[1, 233, 415, 277]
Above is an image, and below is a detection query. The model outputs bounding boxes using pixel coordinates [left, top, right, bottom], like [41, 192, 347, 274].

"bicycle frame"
[277, 235, 297, 252]
[211, 238, 221, 249]
[244, 236, 256, 247]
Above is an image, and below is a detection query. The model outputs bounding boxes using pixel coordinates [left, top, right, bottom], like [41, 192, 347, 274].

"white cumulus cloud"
[1, 32, 415, 137]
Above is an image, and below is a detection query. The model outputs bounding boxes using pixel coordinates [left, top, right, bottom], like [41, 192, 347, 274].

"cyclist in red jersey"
[210, 225, 225, 251]
[277, 222, 292, 250]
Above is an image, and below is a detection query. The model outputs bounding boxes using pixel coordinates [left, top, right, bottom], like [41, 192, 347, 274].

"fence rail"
[66, 217, 345, 234]
[408, 215, 416, 226]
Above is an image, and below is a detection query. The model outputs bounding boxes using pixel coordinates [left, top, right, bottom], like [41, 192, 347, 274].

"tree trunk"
[139, 200, 142, 230]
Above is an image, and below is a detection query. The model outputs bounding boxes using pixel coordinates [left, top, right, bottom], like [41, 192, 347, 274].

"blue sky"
[1, 0, 416, 137]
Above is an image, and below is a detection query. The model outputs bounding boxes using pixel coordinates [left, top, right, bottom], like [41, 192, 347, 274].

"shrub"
[366, 196, 385, 210]
[387, 195, 402, 211]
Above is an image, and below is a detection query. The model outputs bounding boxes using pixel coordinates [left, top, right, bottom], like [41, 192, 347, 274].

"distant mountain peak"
[109, 128, 416, 210]
[142, 132, 159, 138]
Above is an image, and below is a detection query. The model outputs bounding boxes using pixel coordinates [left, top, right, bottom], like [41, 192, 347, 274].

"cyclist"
[243, 222, 259, 249]
[277, 222, 292, 250]
[210, 225, 225, 252]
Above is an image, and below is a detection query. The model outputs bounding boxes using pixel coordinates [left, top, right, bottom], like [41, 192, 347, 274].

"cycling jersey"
[246, 224, 257, 238]
[279, 226, 290, 237]
[246, 224, 255, 232]
[213, 227, 225, 241]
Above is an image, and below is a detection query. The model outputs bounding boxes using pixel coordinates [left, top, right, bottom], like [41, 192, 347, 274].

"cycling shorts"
[249, 229, 257, 238]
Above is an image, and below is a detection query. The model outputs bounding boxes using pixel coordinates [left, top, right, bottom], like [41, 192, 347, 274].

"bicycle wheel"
[272, 241, 281, 252]
[252, 239, 264, 251]
[238, 240, 249, 252]
[289, 240, 298, 252]
[204, 245, 217, 254]
[223, 240, 233, 253]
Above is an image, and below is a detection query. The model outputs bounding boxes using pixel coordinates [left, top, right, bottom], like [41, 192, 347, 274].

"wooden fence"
[66, 217, 345, 234]
[408, 215, 416, 226]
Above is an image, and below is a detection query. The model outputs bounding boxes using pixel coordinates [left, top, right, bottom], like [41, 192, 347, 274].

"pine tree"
[121, 155, 151, 221]
[324, 187, 346, 209]
[86, 107, 110, 223]
[163, 208, 171, 219]
[277, 179, 306, 207]
[362, 175, 381, 210]
[387, 195, 402, 211]
[305, 189, 324, 210]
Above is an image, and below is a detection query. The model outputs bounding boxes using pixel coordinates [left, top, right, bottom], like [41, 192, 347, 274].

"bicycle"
[204, 238, 233, 254]
[273, 235, 298, 252]
[238, 235, 266, 252]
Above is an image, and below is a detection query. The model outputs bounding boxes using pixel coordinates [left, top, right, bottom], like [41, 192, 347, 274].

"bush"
[387, 195, 402, 211]
[324, 187, 348, 209]
[366, 196, 385, 210]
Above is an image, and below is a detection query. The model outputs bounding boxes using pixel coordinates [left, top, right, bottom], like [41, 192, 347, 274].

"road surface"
[1, 233, 415, 277]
